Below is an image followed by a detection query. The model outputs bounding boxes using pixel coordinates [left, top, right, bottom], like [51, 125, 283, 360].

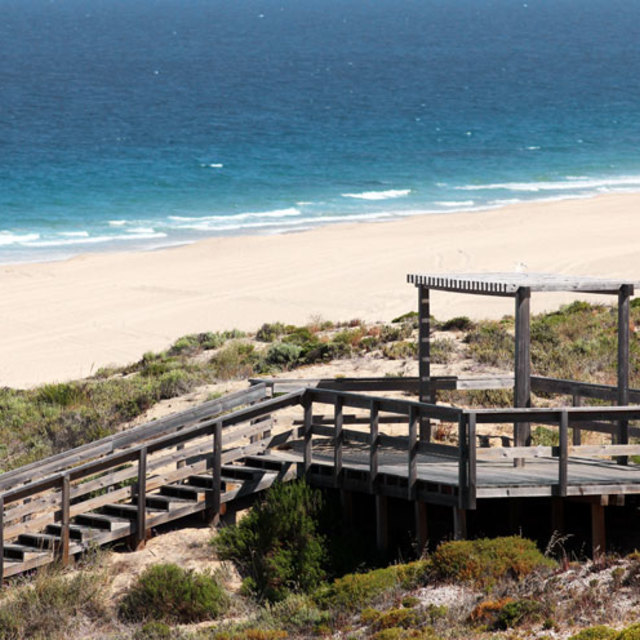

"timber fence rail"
[0, 387, 304, 583]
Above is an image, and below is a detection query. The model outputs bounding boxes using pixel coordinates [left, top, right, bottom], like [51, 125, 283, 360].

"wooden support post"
[210, 421, 222, 526]
[467, 412, 477, 509]
[303, 394, 313, 478]
[453, 507, 467, 540]
[376, 495, 388, 553]
[60, 474, 70, 565]
[408, 406, 418, 500]
[334, 397, 343, 488]
[457, 414, 468, 508]
[415, 501, 428, 555]
[591, 499, 606, 559]
[135, 448, 147, 549]
[617, 284, 632, 464]
[0, 496, 4, 586]
[418, 286, 432, 441]
[551, 497, 564, 536]
[514, 286, 531, 467]
[558, 410, 568, 497]
[572, 394, 582, 445]
[369, 400, 379, 493]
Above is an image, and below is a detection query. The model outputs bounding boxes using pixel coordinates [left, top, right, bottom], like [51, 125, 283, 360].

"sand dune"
[1, 192, 639, 388]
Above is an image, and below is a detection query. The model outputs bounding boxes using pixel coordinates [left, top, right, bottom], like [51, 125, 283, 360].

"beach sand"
[2, 192, 639, 388]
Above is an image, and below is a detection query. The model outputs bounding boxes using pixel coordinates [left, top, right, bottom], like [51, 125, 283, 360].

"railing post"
[60, 474, 70, 565]
[467, 412, 477, 510]
[135, 448, 147, 549]
[212, 421, 222, 523]
[558, 410, 568, 497]
[458, 414, 468, 508]
[618, 284, 632, 465]
[571, 393, 582, 445]
[408, 406, 418, 500]
[334, 396, 343, 488]
[0, 496, 4, 586]
[303, 394, 313, 477]
[369, 400, 379, 493]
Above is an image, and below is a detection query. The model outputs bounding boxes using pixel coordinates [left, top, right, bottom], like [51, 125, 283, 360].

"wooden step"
[159, 484, 208, 501]
[74, 512, 131, 531]
[18, 532, 60, 551]
[221, 464, 269, 479]
[243, 455, 290, 471]
[46, 523, 103, 542]
[131, 494, 197, 510]
[3, 543, 49, 561]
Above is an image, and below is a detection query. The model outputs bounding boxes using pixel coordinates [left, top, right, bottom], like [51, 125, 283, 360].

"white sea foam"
[59, 231, 90, 238]
[0, 232, 41, 246]
[295, 201, 314, 206]
[434, 200, 475, 207]
[341, 189, 411, 200]
[455, 175, 640, 192]
[126, 227, 156, 234]
[201, 162, 224, 168]
[168, 207, 302, 223]
[108, 220, 128, 227]
[22, 232, 168, 248]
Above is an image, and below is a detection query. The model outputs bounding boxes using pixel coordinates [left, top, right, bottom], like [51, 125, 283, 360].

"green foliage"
[568, 626, 618, 640]
[256, 322, 287, 342]
[531, 426, 559, 447]
[0, 568, 106, 640]
[133, 621, 181, 640]
[493, 598, 545, 629]
[618, 624, 640, 640]
[118, 563, 228, 624]
[392, 311, 419, 324]
[253, 593, 330, 635]
[315, 560, 430, 612]
[441, 316, 474, 331]
[211, 341, 260, 379]
[431, 536, 555, 587]
[431, 338, 456, 364]
[382, 341, 417, 360]
[464, 322, 514, 368]
[265, 342, 303, 369]
[213, 481, 327, 602]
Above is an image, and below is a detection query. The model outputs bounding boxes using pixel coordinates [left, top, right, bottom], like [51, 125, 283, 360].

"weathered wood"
[591, 499, 606, 558]
[303, 395, 313, 476]
[408, 406, 418, 500]
[453, 507, 467, 540]
[212, 422, 222, 524]
[467, 413, 477, 509]
[0, 496, 4, 585]
[572, 394, 582, 445]
[415, 502, 428, 554]
[60, 475, 70, 565]
[135, 448, 147, 549]
[457, 415, 468, 508]
[376, 495, 388, 552]
[369, 400, 379, 493]
[618, 284, 632, 464]
[418, 286, 432, 441]
[475, 445, 554, 460]
[558, 411, 568, 497]
[531, 375, 640, 403]
[334, 397, 344, 487]
[514, 286, 531, 466]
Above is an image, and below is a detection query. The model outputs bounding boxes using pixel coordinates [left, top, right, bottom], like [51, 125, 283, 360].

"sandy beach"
[2, 192, 639, 388]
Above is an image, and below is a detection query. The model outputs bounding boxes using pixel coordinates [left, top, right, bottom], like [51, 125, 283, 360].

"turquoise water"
[2, 0, 640, 262]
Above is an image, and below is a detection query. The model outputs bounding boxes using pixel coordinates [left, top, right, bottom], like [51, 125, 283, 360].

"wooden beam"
[334, 397, 344, 487]
[408, 406, 418, 500]
[0, 496, 4, 586]
[376, 495, 388, 553]
[514, 286, 531, 466]
[618, 284, 632, 465]
[60, 474, 70, 565]
[415, 502, 428, 555]
[453, 507, 467, 540]
[369, 400, 379, 493]
[591, 499, 606, 559]
[558, 410, 568, 497]
[135, 448, 147, 550]
[418, 286, 431, 441]
[303, 395, 312, 478]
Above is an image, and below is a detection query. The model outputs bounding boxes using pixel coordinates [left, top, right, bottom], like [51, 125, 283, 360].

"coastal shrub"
[118, 563, 228, 623]
[382, 341, 417, 360]
[0, 568, 107, 640]
[373, 607, 425, 630]
[430, 338, 455, 364]
[132, 621, 179, 640]
[618, 624, 640, 640]
[464, 322, 514, 368]
[213, 481, 326, 602]
[441, 316, 474, 332]
[207, 631, 288, 640]
[380, 323, 413, 342]
[252, 594, 330, 635]
[431, 536, 554, 587]
[256, 322, 287, 342]
[532, 426, 559, 447]
[568, 627, 618, 640]
[211, 341, 260, 379]
[371, 629, 442, 640]
[36, 382, 88, 408]
[265, 342, 303, 369]
[315, 560, 430, 612]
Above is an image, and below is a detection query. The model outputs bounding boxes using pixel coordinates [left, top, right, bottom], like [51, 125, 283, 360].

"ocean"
[2, 0, 640, 263]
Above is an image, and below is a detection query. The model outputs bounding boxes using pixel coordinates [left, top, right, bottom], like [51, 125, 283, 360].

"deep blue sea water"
[2, 0, 640, 263]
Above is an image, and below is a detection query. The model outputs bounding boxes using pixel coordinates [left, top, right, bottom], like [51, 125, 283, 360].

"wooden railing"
[0, 387, 304, 582]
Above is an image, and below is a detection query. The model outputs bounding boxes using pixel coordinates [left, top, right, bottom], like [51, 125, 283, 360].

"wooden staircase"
[0, 385, 304, 581]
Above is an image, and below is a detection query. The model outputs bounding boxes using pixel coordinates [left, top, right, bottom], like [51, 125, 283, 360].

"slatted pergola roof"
[407, 272, 639, 296]
[407, 271, 637, 448]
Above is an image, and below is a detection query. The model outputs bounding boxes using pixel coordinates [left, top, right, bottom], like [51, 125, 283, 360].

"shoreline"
[2, 191, 639, 388]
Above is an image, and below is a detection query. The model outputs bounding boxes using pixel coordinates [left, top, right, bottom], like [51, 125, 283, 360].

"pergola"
[407, 272, 638, 450]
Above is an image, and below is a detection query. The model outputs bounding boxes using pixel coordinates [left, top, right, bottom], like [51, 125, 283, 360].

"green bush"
[618, 624, 640, 640]
[440, 316, 474, 332]
[464, 322, 514, 368]
[133, 621, 181, 640]
[431, 536, 554, 587]
[431, 338, 455, 364]
[494, 598, 545, 629]
[382, 341, 417, 360]
[213, 481, 327, 602]
[0, 568, 106, 640]
[265, 342, 303, 369]
[315, 560, 430, 612]
[118, 563, 228, 624]
[256, 322, 287, 342]
[568, 626, 618, 640]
